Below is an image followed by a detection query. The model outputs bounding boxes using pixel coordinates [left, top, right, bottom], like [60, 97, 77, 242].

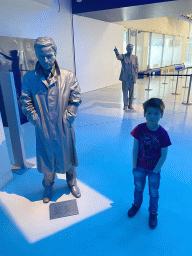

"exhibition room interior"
[0, 0, 192, 255]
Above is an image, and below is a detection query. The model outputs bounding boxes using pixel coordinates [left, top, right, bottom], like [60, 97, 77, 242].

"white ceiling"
[76, 0, 192, 25]
[29, 0, 52, 7]
[0, 0, 52, 9]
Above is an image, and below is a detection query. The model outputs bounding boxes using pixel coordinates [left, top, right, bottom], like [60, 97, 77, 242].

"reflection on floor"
[0, 75, 192, 255]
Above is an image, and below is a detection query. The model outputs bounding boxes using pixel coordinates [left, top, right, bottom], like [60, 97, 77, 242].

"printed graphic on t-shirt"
[138, 133, 160, 167]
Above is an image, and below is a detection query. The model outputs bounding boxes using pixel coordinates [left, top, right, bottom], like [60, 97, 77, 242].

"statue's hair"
[34, 37, 57, 54]
[127, 44, 133, 48]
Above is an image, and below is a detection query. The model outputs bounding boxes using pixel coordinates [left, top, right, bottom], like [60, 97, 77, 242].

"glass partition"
[123, 30, 128, 53]
[184, 23, 192, 67]
[129, 29, 136, 55]
[162, 35, 174, 66]
[137, 31, 149, 71]
[185, 38, 192, 67]
[149, 33, 163, 69]
[126, 29, 184, 70]
[172, 36, 183, 65]
[188, 23, 192, 38]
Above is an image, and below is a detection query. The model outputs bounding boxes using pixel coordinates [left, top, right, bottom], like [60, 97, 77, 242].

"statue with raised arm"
[20, 37, 82, 203]
[114, 44, 138, 110]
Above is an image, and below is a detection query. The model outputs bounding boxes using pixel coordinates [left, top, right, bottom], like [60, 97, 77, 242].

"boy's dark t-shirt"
[131, 123, 172, 170]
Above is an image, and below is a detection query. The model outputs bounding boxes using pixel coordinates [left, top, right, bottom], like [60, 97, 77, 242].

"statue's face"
[126, 45, 133, 54]
[36, 47, 56, 70]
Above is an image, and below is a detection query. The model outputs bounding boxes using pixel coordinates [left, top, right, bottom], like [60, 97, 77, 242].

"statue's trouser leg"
[122, 81, 129, 106]
[66, 167, 77, 188]
[128, 83, 134, 107]
[43, 172, 56, 187]
[42, 172, 55, 203]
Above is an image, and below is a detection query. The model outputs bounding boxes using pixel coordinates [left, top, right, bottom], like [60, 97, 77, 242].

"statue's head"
[34, 37, 57, 70]
[10, 50, 18, 57]
[126, 44, 133, 55]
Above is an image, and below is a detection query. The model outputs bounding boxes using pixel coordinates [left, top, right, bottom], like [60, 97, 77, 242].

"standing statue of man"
[20, 37, 82, 203]
[114, 44, 138, 110]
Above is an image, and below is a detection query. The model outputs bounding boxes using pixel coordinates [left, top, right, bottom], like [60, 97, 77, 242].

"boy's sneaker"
[127, 204, 140, 218]
[149, 213, 158, 229]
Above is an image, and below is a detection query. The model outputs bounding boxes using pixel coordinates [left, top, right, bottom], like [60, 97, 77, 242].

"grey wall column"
[0, 119, 13, 189]
[135, 30, 138, 56]
[147, 33, 152, 69]
[161, 34, 165, 67]
[0, 72, 32, 173]
[128, 29, 130, 44]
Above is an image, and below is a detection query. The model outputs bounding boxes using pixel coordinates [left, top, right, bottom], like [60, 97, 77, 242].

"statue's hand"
[114, 47, 118, 53]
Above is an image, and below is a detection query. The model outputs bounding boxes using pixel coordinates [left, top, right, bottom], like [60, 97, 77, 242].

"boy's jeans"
[133, 166, 161, 213]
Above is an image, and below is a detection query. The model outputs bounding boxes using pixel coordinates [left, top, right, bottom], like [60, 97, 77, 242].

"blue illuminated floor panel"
[0, 76, 192, 255]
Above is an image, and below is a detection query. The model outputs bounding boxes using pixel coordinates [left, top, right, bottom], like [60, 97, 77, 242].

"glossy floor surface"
[0, 74, 192, 256]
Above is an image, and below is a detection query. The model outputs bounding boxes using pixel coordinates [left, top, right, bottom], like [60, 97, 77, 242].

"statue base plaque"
[49, 199, 79, 220]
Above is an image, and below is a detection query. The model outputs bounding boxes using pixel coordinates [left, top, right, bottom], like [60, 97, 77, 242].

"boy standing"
[128, 98, 171, 228]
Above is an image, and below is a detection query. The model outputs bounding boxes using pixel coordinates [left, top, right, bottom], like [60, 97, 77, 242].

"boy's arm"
[153, 147, 168, 173]
[132, 138, 139, 169]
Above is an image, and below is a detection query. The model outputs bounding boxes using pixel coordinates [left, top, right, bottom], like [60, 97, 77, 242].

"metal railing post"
[172, 70, 180, 95]
[172, 64, 176, 80]
[179, 67, 184, 78]
[182, 74, 192, 105]
[182, 68, 189, 88]
[162, 66, 168, 84]
[145, 71, 152, 91]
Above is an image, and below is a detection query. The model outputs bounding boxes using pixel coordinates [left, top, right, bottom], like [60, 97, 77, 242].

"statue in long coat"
[114, 44, 138, 110]
[20, 37, 82, 203]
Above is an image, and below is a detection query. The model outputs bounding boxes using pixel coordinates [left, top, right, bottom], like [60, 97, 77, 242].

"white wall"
[0, 0, 75, 72]
[73, 15, 124, 93]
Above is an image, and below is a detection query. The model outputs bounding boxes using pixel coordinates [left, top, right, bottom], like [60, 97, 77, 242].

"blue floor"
[0, 75, 192, 256]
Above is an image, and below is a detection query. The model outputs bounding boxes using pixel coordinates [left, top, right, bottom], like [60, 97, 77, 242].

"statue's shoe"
[43, 186, 53, 203]
[70, 185, 81, 198]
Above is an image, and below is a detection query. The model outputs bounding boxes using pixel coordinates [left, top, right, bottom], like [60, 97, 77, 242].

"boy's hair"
[143, 98, 165, 116]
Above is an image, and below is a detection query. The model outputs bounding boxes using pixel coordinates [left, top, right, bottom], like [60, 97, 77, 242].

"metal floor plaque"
[49, 199, 79, 220]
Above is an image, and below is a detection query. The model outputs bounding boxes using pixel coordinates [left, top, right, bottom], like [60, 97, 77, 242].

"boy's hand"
[153, 148, 168, 174]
